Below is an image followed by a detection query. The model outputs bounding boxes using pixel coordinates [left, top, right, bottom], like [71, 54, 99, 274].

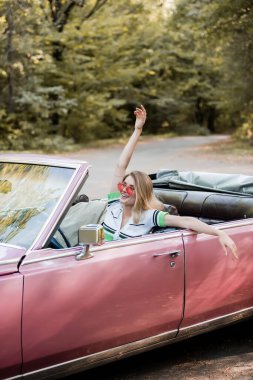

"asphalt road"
[63, 135, 253, 199]
[63, 135, 253, 379]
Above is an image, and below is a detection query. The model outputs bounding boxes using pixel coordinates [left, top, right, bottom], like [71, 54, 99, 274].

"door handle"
[153, 250, 181, 258]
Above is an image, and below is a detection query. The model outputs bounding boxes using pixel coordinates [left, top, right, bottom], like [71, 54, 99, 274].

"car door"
[20, 232, 184, 375]
[0, 156, 92, 378]
[180, 221, 253, 332]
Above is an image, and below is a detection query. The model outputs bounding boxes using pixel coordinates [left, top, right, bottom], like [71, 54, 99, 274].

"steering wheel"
[57, 227, 71, 248]
[49, 227, 71, 249]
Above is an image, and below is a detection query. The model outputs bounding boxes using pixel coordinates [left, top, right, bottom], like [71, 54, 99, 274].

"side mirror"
[76, 224, 104, 260]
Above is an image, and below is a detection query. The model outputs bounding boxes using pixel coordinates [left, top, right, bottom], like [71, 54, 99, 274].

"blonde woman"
[102, 106, 238, 258]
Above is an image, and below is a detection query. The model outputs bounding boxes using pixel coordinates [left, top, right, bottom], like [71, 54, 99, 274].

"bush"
[234, 111, 253, 145]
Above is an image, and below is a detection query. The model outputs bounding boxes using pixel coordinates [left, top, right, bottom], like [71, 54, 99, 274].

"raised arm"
[164, 214, 238, 259]
[110, 105, 147, 193]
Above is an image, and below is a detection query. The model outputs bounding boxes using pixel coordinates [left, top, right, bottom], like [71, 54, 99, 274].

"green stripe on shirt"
[104, 231, 114, 241]
[103, 223, 116, 242]
[108, 191, 120, 202]
[158, 211, 168, 227]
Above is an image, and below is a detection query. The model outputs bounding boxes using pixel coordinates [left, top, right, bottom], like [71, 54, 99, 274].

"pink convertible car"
[0, 154, 252, 379]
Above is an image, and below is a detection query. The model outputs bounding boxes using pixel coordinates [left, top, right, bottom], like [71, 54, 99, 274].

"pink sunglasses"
[117, 182, 135, 196]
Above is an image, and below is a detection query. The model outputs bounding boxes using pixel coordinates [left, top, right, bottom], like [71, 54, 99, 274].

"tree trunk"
[6, 6, 14, 113]
[207, 106, 216, 132]
[195, 97, 204, 125]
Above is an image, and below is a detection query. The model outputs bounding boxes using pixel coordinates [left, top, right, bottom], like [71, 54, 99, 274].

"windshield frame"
[0, 156, 90, 251]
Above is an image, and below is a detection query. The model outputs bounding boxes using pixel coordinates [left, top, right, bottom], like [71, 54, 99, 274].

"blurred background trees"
[0, 0, 252, 150]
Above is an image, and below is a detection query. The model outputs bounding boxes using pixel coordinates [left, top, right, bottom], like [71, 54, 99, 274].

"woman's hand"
[217, 230, 238, 259]
[134, 105, 147, 130]
[110, 105, 146, 192]
[164, 214, 238, 259]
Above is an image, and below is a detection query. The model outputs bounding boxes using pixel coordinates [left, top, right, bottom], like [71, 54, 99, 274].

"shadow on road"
[67, 319, 253, 379]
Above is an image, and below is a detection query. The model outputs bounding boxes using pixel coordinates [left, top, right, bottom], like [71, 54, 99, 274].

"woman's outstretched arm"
[164, 214, 238, 259]
[110, 105, 147, 192]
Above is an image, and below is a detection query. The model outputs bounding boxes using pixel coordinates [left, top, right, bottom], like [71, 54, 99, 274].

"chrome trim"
[91, 231, 183, 252]
[91, 218, 253, 253]
[76, 245, 94, 261]
[21, 233, 183, 264]
[224, 219, 253, 228]
[5, 375, 22, 380]
[153, 250, 181, 258]
[0, 258, 20, 266]
[21, 307, 253, 380]
[23, 232, 184, 265]
[21, 250, 81, 265]
[22, 330, 178, 380]
[178, 306, 253, 339]
[182, 218, 253, 237]
[21, 232, 183, 265]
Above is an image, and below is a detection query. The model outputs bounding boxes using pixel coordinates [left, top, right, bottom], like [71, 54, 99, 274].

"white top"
[103, 192, 168, 241]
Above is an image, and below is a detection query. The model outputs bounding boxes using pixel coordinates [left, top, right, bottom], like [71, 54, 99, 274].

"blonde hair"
[123, 171, 164, 223]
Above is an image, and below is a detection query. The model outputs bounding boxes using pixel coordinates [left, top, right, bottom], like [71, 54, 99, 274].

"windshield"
[0, 162, 74, 249]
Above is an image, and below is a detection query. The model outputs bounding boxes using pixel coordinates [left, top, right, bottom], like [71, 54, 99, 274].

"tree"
[1, 0, 252, 150]
[164, 0, 253, 135]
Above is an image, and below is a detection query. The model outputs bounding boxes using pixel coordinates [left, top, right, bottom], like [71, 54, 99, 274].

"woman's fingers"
[135, 105, 146, 113]
[134, 105, 147, 129]
[227, 238, 238, 259]
[230, 243, 238, 259]
[226, 243, 238, 259]
[219, 236, 238, 259]
[134, 106, 146, 120]
[221, 241, 228, 256]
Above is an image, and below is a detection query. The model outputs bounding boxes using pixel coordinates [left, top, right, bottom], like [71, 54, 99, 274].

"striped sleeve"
[107, 191, 120, 206]
[103, 222, 116, 241]
[152, 210, 169, 227]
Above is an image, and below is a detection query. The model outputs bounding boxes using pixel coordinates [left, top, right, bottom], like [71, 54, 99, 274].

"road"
[68, 320, 253, 380]
[63, 135, 253, 379]
[63, 135, 253, 199]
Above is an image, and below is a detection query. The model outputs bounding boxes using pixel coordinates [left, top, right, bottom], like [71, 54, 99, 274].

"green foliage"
[168, 0, 253, 134]
[234, 102, 253, 145]
[0, 0, 252, 150]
